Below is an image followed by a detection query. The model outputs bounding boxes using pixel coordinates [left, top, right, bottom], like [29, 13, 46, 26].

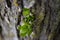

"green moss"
[23, 8, 30, 16]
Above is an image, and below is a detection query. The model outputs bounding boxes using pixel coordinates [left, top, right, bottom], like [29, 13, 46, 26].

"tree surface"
[0, 0, 60, 40]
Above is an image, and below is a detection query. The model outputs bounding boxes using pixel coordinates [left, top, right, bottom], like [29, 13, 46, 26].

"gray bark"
[0, 0, 60, 40]
[0, 0, 20, 40]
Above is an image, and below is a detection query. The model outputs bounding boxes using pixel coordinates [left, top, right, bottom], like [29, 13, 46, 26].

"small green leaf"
[19, 22, 32, 37]
[23, 15, 34, 22]
[28, 27, 32, 35]
[20, 32, 27, 37]
[23, 8, 30, 16]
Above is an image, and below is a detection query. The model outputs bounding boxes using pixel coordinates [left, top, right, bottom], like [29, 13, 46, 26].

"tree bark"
[31, 0, 60, 40]
[0, 0, 20, 40]
[0, 0, 60, 40]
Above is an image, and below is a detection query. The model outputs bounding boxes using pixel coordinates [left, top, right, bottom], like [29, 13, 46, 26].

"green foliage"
[23, 15, 34, 22]
[23, 8, 30, 16]
[18, 8, 34, 37]
[18, 22, 32, 37]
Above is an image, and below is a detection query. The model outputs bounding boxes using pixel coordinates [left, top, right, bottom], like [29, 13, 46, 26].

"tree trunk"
[0, 0, 60, 40]
[0, 0, 20, 40]
[31, 0, 60, 40]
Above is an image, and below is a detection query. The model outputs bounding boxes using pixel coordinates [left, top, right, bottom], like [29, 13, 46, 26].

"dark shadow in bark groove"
[53, 22, 60, 40]
[6, 0, 12, 8]
[0, 25, 3, 40]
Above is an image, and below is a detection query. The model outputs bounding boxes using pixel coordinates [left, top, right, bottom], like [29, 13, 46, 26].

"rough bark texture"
[0, 0, 60, 40]
[0, 0, 20, 40]
[32, 0, 60, 40]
